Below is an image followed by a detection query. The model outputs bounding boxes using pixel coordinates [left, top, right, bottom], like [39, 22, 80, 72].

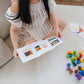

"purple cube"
[77, 74, 82, 80]
[67, 67, 71, 70]
[77, 76, 82, 80]
[75, 73, 79, 77]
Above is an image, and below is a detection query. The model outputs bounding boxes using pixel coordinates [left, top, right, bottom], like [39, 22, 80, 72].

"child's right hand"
[13, 49, 19, 59]
[54, 27, 62, 39]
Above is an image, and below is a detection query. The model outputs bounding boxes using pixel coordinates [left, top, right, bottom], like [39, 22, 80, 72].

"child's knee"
[62, 19, 67, 29]
[58, 18, 67, 31]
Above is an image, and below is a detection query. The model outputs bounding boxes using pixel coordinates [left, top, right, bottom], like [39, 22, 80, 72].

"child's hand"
[42, 27, 62, 40]
[54, 27, 62, 38]
[13, 49, 19, 59]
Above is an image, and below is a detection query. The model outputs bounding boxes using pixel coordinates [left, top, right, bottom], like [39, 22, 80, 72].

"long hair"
[14, 0, 50, 24]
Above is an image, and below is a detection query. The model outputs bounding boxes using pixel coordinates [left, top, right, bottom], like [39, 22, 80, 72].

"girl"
[5, 0, 66, 58]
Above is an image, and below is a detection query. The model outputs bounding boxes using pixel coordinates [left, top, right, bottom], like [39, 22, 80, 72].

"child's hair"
[13, 0, 50, 24]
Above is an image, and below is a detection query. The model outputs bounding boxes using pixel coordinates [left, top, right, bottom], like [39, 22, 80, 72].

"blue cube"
[73, 63, 77, 66]
[69, 54, 73, 58]
[82, 72, 84, 76]
[79, 70, 83, 74]
[77, 60, 80, 64]
[67, 63, 71, 67]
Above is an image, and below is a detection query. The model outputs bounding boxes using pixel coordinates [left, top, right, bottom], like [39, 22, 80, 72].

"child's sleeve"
[5, 7, 22, 28]
[48, 0, 57, 14]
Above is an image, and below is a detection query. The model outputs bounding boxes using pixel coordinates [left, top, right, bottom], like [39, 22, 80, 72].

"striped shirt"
[5, 0, 57, 47]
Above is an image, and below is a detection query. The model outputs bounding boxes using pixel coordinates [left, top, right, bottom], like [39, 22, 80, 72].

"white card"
[70, 23, 79, 32]
[70, 22, 84, 39]
[77, 31, 84, 39]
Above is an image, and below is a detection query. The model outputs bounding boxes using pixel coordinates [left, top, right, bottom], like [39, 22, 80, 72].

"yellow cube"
[71, 51, 74, 55]
[80, 59, 83, 63]
[81, 67, 84, 71]
[74, 57, 77, 60]
[79, 51, 83, 54]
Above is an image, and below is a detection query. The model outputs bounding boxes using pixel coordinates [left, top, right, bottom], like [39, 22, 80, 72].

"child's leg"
[23, 38, 37, 46]
[43, 18, 67, 40]
[57, 18, 67, 32]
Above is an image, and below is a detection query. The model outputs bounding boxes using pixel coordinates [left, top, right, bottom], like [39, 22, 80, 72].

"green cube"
[71, 58, 74, 61]
[73, 50, 76, 54]
[66, 55, 70, 58]
[74, 54, 78, 57]
[72, 60, 75, 64]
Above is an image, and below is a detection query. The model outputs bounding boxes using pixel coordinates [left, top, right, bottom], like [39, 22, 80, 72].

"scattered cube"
[79, 51, 83, 54]
[69, 69, 73, 74]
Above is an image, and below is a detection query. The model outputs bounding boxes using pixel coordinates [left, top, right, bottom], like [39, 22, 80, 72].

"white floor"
[0, 5, 84, 84]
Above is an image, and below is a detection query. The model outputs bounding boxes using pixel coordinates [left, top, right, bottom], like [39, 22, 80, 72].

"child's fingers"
[13, 51, 19, 59]
[58, 32, 62, 38]
[15, 53, 19, 59]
